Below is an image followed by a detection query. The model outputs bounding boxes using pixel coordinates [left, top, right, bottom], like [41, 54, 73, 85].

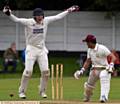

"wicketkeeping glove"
[106, 62, 114, 73]
[3, 6, 11, 16]
[67, 5, 80, 13]
[74, 68, 85, 79]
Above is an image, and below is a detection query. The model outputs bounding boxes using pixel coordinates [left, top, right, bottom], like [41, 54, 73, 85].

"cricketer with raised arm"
[3, 5, 79, 99]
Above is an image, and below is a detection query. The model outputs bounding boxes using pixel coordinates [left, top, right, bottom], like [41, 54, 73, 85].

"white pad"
[19, 75, 30, 93]
[23, 70, 33, 77]
[84, 82, 94, 98]
[99, 70, 111, 100]
[39, 71, 50, 93]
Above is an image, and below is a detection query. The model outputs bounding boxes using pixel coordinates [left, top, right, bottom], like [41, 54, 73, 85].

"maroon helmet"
[83, 34, 96, 43]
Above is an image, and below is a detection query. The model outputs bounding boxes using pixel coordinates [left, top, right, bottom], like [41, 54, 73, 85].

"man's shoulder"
[25, 18, 34, 22]
[97, 43, 110, 52]
[6, 48, 11, 51]
[44, 16, 50, 21]
[44, 16, 55, 21]
[98, 43, 107, 48]
[19, 17, 34, 22]
[42, 17, 52, 24]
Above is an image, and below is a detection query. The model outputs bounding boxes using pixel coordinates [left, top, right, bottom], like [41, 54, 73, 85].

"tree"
[0, 0, 120, 11]
[86, 0, 120, 11]
[0, 0, 17, 10]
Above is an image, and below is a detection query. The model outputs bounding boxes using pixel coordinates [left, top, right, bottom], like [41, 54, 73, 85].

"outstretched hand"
[67, 5, 80, 13]
[3, 6, 11, 16]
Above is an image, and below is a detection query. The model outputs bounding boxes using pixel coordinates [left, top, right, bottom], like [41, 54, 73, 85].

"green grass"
[0, 76, 120, 102]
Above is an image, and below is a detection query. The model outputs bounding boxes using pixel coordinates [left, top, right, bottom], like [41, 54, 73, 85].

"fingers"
[67, 5, 80, 13]
[73, 5, 80, 11]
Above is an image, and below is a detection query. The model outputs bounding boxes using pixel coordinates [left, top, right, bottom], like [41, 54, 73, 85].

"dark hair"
[33, 8, 44, 17]
[91, 40, 96, 44]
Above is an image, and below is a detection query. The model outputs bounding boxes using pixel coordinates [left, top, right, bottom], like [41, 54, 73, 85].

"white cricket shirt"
[87, 43, 111, 67]
[9, 11, 68, 49]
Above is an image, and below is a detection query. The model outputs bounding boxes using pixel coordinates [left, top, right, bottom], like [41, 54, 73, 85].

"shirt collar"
[94, 43, 99, 51]
[33, 18, 44, 25]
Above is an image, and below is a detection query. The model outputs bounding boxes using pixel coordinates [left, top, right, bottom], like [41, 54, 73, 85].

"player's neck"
[36, 20, 42, 24]
[91, 44, 96, 49]
[89, 43, 96, 49]
[34, 18, 43, 24]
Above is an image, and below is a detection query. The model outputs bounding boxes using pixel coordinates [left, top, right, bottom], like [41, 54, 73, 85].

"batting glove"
[106, 62, 114, 73]
[3, 6, 11, 16]
[67, 5, 80, 13]
[74, 68, 85, 79]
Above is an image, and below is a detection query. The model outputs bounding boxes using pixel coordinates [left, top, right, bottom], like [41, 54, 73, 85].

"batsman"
[74, 34, 116, 103]
[3, 5, 79, 99]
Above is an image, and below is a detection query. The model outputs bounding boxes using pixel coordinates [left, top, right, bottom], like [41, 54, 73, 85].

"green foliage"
[1, 0, 120, 11]
[86, 0, 120, 11]
[0, 0, 17, 10]
[49, 56, 80, 76]
[16, 0, 35, 10]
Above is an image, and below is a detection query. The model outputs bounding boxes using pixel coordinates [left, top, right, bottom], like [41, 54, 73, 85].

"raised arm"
[46, 5, 79, 23]
[3, 6, 29, 25]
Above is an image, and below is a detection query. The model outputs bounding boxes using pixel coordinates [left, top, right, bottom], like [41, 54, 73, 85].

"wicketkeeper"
[74, 34, 116, 103]
[3, 5, 79, 99]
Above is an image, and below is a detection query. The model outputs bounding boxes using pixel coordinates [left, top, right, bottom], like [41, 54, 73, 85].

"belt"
[92, 67, 106, 70]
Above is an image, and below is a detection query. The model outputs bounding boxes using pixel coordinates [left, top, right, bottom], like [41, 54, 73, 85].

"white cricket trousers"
[23, 45, 49, 76]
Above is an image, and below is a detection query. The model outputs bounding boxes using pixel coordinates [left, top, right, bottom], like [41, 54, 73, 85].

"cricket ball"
[9, 93, 14, 97]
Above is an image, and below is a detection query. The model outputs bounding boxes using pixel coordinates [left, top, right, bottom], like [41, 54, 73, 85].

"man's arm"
[3, 6, 29, 25]
[9, 14, 28, 24]
[107, 53, 116, 73]
[46, 5, 79, 24]
[82, 58, 92, 70]
[74, 58, 91, 79]
[103, 45, 116, 73]
[108, 53, 116, 64]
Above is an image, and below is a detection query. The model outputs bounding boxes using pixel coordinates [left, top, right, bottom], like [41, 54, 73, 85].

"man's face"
[86, 42, 93, 48]
[35, 16, 44, 23]
[11, 43, 16, 51]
